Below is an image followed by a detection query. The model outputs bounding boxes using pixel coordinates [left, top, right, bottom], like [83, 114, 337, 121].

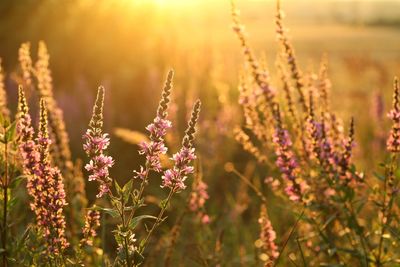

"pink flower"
[201, 214, 210, 224]
[83, 87, 114, 198]
[80, 210, 101, 247]
[161, 147, 196, 192]
[258, 204, 279, 264]
[273, 105, 308, 202]
[161, 100, 201, 192]
[17, 93, 69, 254]
[189, 176, 210, 224]
[134, 71, 174, 180]
[338, 118, 356, 183]
[189, 180, 209, 212]
[387, 78, 400, 153]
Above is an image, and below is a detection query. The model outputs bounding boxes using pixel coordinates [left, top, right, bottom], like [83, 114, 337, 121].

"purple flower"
[387, 77, 400, 153]
[258, 204, 279, 265]
[83, 132, 110, 154]
[137, 118, 171, 172]
[17, 93, 69, 254]
[83, 86, 114, 198]
[273, 105, 308, 202]
[134, 71, 173, 179]
[189, 175, 210, 224]
[161, 147, 196, 192]
[80, 210, 101, 247]
[338, 118, 356, 183]
[161, 100, 201, 192]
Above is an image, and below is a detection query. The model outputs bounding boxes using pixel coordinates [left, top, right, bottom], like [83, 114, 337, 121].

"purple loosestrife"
[134, 70, 173, 180]
[19, 99, 69, 254]
[387, 77, 400, 153]
[18, 89, 69, 253]
[17, 86, 39, 175]
[320, 115, 338, 172]
[18, 42, 33, 89]
[83, 86, 114, 198]
[161, 100, 201, 192]
[272, 105, 308, 202]
[189, 174, 210, 224]
[80, 210, 101, 247]
[257, 204, 279, 266]
[317, 56, 331, 113]
[231, 2, 276, 109]
[275, 0, 307, 112]
[305, 92, 323, 161]
[338, 118, 356, 182]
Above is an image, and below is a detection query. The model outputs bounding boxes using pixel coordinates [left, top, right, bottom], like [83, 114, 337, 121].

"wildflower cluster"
[17, 41, 88, 239]
[17, 92, 69, 254]
[272, 105, 307, 202]
[3, 1, 400, 266]
[231, 1, 400, 265]
[80, 71, 201, 267]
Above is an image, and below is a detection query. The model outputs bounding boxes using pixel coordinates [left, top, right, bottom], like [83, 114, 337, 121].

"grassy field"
[1, 0, 400, 266]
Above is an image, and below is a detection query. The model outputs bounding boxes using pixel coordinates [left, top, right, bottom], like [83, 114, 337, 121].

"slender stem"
[126, 162, 151, 225]
[101, 212, 106, 266]
[296, 237, 307, 267]
[121, 197, 132, 267]
[108, 191, 132, 267]
[164, 210, 187, 267]
[345, 201, 369, 266]
[229, 167, 268, 204]
[273, 210, 304, 267]
[2, 128, 8, 267]
[141, 188, 174, 252]
[377, 154, 397, 266]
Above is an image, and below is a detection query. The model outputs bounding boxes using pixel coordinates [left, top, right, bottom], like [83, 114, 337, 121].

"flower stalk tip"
[161, 100, 201, 192]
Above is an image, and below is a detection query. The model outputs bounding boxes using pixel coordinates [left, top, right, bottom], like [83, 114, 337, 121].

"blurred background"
[0, 0, 399, 202]
[1, 0, 400, 262]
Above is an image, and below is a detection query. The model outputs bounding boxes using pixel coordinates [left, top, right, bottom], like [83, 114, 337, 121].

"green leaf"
[7, 197, 18, 210]
[9, 175, 27, 189]
[91, 206, 119, 218]
[139, 239, 146, 251]
[129, 215, 157, 229]
[122, 180, 133, 203]
[0, 112, 4, 127]
[373, 171, 385, 182]
[115, 180, 123, 197]
[159, 199, 169, 209]
[5, 121, 16, 142]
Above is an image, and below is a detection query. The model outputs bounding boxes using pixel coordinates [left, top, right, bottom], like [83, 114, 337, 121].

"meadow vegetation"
[0, 0, 400, 266]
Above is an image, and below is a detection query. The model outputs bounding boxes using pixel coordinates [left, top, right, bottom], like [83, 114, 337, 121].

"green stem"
[141, 188, 175, 253]
[2, 129, 8, 267]
[229, 167, 268, 204]
[121, 197, 132, 267]
[273, 210, 304, 267]
[108, 191, 132, 267]
[164, 210, 187, 267]
[125, 162, 152, 229]
[377, 154, 397, 266]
